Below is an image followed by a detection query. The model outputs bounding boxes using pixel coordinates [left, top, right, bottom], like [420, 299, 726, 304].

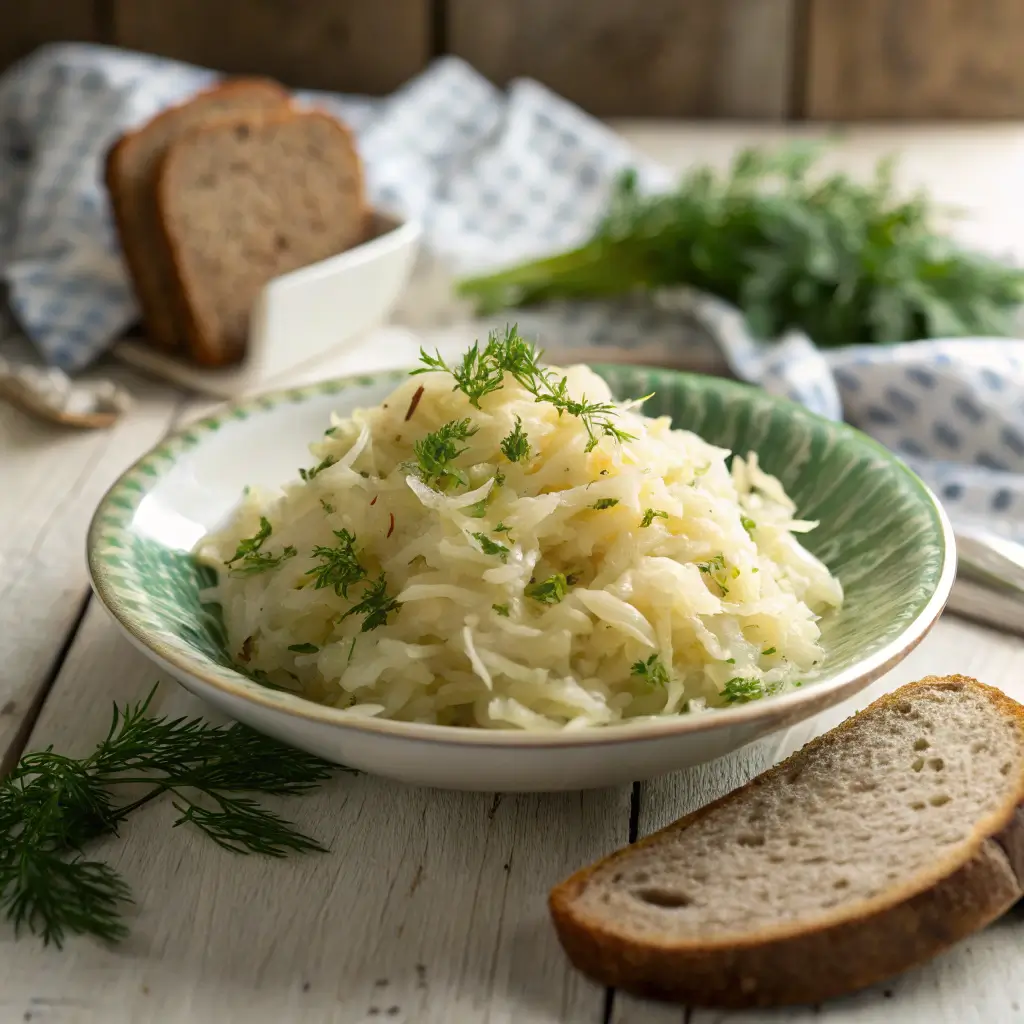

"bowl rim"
[87, 364, 957, 750]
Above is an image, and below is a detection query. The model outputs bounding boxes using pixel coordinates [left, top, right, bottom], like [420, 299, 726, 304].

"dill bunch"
[457, 144, 1024, 348]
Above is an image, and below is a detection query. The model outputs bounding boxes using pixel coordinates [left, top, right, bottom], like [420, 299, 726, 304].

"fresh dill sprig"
[341, 573, 401, 632]
[410, 419, 478, 491]
[524, 573, 569, 605]
[320, 498, 335, 514]
[697, 554, 727, 575]
[225, 517, 297, 576]
[472, 532, 509, 563]
[500, 415, 531, 463]
[306, 529, 367, 597]
[414, 327, 636, 454]
[299, 455, 337, 482]
[640, 508, 669, 527]
[631, 654, 670, 688]
[0, 685, 338, 947]
[589, 498, 619, 511]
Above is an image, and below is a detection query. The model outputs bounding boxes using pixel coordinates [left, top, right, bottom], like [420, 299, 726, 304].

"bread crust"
[104, 78, 288, 351]
[549, 676, 1024, 1007]
[154, 109, 367, 368]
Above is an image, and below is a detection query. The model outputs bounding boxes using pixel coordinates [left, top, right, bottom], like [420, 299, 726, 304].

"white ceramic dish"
[114, 212, 421, 397]
[87, 366, 956, 791]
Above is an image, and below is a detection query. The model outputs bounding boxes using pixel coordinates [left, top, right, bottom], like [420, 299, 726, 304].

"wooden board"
[0, 3, 101, 75]
[612, 615, 1024, 1022]
[0, 600, 628, 1023]
[804, 0, 1024, 120]
[0, 357, 181, 771]
[447, 0, 796, 118]
[112, 0, 431, 94]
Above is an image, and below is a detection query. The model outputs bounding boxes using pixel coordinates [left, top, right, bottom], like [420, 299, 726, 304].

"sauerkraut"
[197, 333, 843, 730]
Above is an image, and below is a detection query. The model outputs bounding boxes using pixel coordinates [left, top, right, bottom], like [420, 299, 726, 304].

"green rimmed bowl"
[87, 365, 955, 792]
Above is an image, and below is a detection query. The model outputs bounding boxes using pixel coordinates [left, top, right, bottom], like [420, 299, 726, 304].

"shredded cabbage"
[197, 359, 843, 730]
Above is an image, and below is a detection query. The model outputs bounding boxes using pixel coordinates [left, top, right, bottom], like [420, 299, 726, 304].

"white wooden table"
[2, 124, 1023, 1024]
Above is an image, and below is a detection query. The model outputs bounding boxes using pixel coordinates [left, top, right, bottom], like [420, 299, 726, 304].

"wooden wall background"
[5, 0, 1024, 120]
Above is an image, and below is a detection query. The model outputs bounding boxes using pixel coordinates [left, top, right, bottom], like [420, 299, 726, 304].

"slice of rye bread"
[105, 78, 289, 351]
[549, 676, 1024, 1008]
[155, 109, 368, 368]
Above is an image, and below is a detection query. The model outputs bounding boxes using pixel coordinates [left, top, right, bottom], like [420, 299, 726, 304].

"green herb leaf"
[299, 455, 337, 482]
[741, 516, 756, 535]
[589, 498, 620, 510]
[721, 676, 782, 705]
[524, 573, 569, 605]
[287, 643, 320, 654]
[697, 554, 726, 575]
[306, 529, 366, 597]
[342, 573, 401, 632]
[763, 646, 777, 656]
[410, 419, 478, 491]
[472, 532, 509, 562]
[500, 415, 531, 463]
[456, 146, 1024, 349]
[631, 654, 670, 688]
[492, 603, 510, 617]
[640, 508, 669, 527]
[0, 685, 337, 947]
[225, 518, 297, 576]
[414, 326, 635, 454]
[319, 498, 335, 514]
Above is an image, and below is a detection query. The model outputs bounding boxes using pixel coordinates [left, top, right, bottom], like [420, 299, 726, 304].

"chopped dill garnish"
[413, 326, 636, 453]
[725, 657, 736, 664]
[640, 508, 669, 527]
[319, 498, 335, 514]
[524, 573, 569, 604]
[410, 419, 478, 491]
[500, 415, 531, 462]
[631, 654, 670, 688]
[341, 573, 401, 632]
[697, 554, 726, 575]
[763, 646, 777, 656]
[472, 532, 509, 562]
[225, 517, 297, 576]
[492, 603, 510, 617]
[589, 498, 620, 510]
[306, 529, 366, 597]
[465, 500, 489, 518]
[287, 643, 319, 654]
[722, 677, 781, 705]
[493, 522, 513, 538]
[299, 455, 337, 482]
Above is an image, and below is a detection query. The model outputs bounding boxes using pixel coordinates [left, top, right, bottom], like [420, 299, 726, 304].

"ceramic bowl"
[87, 365, 955, 792]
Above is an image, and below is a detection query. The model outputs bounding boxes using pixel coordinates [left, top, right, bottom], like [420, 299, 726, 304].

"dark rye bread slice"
[155, 109, 368, 368]
[105, 79, 289, 351]
[550, 676, 1024, 1008]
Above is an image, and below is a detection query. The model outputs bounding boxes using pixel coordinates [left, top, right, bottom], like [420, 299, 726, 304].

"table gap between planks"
[2, 125, 1024, 1023]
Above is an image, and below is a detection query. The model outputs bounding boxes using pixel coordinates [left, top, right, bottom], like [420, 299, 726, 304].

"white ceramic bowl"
[87, 366, 955, 791]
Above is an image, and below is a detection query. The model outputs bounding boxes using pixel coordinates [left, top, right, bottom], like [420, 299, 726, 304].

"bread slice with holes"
[155, 108, 368, 367]
[105, 78, 289, 351]
[550, 676, 1024, 1008]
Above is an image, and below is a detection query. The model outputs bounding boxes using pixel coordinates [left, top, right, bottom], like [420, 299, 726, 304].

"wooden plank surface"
[0, 354, 180, 771]
[0, 2, 101, 75]
[0, 600, 627, 1023]
[804, 0, 1024, 120]
[612, 617, 1024, 1023]
[112, 0, 431, 93]
[448, 0, 795, 118]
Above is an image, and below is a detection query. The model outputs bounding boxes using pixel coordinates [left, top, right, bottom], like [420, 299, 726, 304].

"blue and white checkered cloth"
[1, 43, 1022, 539]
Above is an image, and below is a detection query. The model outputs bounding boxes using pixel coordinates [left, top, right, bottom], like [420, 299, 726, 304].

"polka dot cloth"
[1, 44, 1021, 538]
